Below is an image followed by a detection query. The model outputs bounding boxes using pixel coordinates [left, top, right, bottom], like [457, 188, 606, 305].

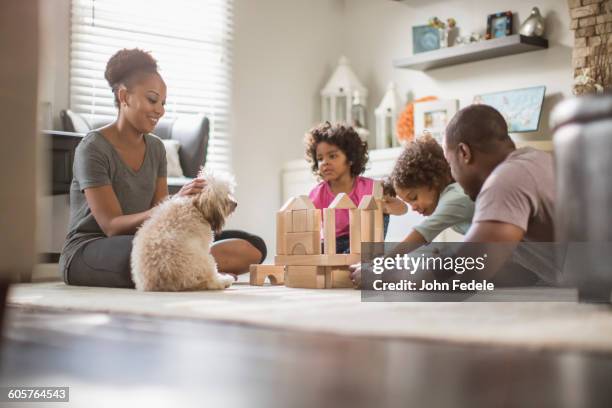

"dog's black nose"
[230, 200, 238, 212]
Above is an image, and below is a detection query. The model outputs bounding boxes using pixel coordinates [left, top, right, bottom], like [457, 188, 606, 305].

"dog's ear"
[192, 190, 226, 233]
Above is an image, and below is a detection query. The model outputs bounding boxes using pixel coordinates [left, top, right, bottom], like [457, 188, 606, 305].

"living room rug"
[7, 282, 612, 353]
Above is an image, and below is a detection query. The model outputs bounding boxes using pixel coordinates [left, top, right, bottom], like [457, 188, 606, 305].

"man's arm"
[349, 229, 426, 286]
[350, 221, 525, 286]
[463, 220, 524, 243]
[454, 221, 525, 281]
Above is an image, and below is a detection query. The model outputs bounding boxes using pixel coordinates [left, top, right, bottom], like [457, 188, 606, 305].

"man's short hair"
[445, 105, 512, 152]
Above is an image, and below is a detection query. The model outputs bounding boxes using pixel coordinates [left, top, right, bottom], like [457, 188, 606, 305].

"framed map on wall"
[473, 86, 546, 133]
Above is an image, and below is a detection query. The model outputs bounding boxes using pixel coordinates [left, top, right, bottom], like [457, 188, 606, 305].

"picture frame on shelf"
[473, 86, 546, 133]
[413, 99, 459, 144]
[412, 25, 440, 54]
[486, 11, 513, 39]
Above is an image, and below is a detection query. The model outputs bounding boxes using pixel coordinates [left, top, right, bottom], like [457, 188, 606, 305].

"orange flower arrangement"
[396, 96, 438, 144]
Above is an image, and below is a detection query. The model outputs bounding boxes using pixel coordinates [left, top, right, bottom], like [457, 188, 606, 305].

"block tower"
[250, 181, 385, 289]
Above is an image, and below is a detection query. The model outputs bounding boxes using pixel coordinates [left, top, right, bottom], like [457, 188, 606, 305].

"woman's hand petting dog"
[176, 178, 207, 197]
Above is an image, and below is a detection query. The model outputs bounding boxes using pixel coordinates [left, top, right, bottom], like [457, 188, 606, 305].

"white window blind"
[70, 0, 233, 171]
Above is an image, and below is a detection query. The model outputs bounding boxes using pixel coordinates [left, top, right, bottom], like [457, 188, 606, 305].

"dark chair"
[60, 109, 209, 194]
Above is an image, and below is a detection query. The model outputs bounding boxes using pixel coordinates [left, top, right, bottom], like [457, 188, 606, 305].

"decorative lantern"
[375, 82, 401, 149]
[321, 56, 368, 125]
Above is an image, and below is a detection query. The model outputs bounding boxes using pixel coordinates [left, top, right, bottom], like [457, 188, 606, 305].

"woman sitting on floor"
[59, 48, 266, 288]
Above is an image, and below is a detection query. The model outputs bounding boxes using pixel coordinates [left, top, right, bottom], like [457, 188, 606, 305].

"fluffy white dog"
[131, 169, 237, 291]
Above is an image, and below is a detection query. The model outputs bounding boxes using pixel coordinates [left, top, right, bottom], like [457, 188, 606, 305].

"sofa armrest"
[60, 109, 92, 133]
[170, 115, 209, 178]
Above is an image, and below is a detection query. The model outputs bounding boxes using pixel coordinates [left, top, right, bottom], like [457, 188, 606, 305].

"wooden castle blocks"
[284, 265, 353, 289]
[252, 180, 385, 289]
[274, 253, 360, 266]
[275, 195, 322, 256]
[249, 264, 286, 286]
[325, 266, 353, 288]
[285, 266, 326, 289]
[285, 231, 320, 255]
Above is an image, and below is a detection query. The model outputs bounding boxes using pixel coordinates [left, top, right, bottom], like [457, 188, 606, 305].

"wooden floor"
[1, 306, 612, 408]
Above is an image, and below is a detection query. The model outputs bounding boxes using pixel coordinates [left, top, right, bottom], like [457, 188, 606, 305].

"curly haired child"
[305, 122, 407, 253]
[389, 134, 474, 252]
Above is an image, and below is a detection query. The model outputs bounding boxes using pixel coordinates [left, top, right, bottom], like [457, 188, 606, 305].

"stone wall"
[569, 0, 612, 93]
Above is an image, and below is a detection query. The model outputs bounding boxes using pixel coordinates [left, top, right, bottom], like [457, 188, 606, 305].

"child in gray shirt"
[389, 135, 474, 251]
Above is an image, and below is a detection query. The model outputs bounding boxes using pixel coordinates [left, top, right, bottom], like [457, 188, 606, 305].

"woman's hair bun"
[104, 48, 158, 89]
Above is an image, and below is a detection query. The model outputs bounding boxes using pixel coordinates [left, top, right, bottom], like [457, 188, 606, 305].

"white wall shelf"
[393, 35, 549, 71]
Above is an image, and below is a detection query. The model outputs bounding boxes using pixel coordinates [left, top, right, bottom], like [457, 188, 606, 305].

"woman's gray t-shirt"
[59, 130, 167, 274]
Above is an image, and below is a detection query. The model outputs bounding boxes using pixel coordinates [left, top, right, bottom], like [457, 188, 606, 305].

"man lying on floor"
[350, 104, 558, 288]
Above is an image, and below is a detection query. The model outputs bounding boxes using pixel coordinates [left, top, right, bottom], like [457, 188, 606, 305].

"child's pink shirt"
[309, 176, 375, 238]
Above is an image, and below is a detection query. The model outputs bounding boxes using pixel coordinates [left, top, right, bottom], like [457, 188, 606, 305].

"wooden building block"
[332, 267, 354, 288]
[249, 264, 286, 286]
[285, 266, 325, 289]
[280, 197, 297, 212]
[292, 209, 308, 232]
[329, 192, 356, 209]
[372, 180, 383, 199]
[276, 254, 343, 266]
[276, 211, 292, 254]
[346, 253, 361, 265]
[307, 209, 322, 232]
[275, 253, 361, 266]
[295, 195, 315, 209]
[358, 195, 378, 210]
[280, 195, 315, 211]
[349, 208, 361, 254]
[360, 210, 374, 242]
[324, 267, 333, 288]
[374, 199, 384, 242]
[372, 181, 385, 243]
[323, 208, 336, 255]
[325, 266, 354, 288]
[275, 254, 354, 266]
[285, 231, 320, 255]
